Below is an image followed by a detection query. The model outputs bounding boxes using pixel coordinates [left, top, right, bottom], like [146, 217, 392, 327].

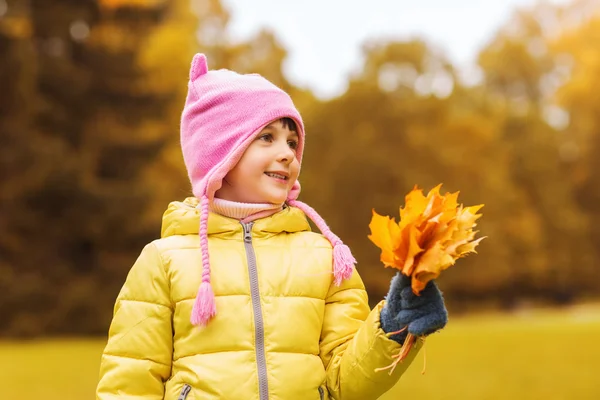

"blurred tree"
[0, 0, 36, 219]
[0, 0, 197, 336]
[550, 1, 600, 292]
[469, 1, 595, 303]
[0, 0, 42, 335]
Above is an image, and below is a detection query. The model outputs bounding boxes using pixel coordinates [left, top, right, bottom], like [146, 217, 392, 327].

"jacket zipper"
[242, 222, 269, 400]
[319, 386, 325, 400]
[178, 384, 192, 400]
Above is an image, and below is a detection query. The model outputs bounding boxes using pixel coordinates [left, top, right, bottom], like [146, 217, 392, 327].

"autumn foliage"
[368, 184, 485, 294]
[1, 0, 600, 337]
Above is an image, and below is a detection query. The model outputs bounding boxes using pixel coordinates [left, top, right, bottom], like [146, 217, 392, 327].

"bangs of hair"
[280, 117, 298, 132]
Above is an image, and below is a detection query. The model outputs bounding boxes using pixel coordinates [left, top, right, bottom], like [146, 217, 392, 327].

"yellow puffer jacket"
[97, 198, 420, 400]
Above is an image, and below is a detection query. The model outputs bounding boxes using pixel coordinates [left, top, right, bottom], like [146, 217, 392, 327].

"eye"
[287, 139, 299, 150]
[259, 133, 273, 142]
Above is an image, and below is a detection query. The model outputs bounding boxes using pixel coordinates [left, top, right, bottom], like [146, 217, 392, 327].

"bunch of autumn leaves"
[369, 184, 485, 375]
[369, 184, 485, 296]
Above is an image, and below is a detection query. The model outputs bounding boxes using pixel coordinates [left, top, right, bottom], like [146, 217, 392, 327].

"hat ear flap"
[190, 53, 209, 81]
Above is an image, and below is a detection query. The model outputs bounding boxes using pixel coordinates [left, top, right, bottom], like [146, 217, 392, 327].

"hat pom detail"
[191, 280, 216, 326]
[333, 243, 356, 286]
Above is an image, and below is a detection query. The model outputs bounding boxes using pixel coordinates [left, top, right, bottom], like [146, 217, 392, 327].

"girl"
[96, 54, 447, 400]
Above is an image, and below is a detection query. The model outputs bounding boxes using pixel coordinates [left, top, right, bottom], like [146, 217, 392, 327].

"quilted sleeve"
[96, 242, 174, 400]
[320, 269, 421, 400]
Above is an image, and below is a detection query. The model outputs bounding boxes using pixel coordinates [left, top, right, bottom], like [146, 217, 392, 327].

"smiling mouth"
[264, 172, 289, 180]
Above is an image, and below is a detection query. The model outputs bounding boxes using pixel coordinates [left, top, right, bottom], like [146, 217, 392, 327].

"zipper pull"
[243, 222, 253, 243]
[178, 384, 192, 400]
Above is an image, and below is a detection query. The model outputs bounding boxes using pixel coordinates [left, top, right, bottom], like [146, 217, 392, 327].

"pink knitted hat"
[180, 53, 355, 327]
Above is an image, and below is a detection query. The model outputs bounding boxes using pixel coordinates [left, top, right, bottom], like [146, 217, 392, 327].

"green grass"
[1, 305, 599, 400]
[381, 304, 600, 400]
[0, 339, 105, 399]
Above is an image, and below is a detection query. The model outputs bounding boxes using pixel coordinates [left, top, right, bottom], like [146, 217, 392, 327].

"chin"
[265, 193, 288, 204]
[268, 197, 287, 204]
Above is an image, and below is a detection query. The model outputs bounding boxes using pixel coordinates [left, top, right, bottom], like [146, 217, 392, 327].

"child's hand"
[380, 273, 448, 344]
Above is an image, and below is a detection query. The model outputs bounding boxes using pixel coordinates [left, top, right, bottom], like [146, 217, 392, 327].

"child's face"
[216, 119, 300, 204]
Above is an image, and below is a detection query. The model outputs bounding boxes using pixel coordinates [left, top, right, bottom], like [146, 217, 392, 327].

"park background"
[1, 0, 600, 398]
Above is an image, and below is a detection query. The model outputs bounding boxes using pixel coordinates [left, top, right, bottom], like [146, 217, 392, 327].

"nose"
[276, 141, 295, 164]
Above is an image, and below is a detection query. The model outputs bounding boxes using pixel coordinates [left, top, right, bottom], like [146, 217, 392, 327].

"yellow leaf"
[455, 236, 486, 257]
[368, 210, 402, 269]
[399, 224, 424, 276]
[399, 186, 429, 229]
[411, 243, 454, 294]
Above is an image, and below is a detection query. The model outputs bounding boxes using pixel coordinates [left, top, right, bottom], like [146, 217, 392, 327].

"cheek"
[240, 148, 270, 173]
[228, 152, 263, 183]
[224, 165, 253, 190]
[290, 159, 301, 181]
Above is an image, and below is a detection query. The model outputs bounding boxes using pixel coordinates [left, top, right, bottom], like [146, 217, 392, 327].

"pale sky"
[222, 0, 569, 99]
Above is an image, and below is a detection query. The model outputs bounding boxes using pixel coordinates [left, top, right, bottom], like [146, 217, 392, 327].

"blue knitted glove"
[380, 272, 448, 344]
